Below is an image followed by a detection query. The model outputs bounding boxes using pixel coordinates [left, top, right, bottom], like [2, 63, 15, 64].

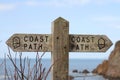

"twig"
[7, 50, 28, 80]
[27, 57, 31, 80]
[4, 54, 6, 80]
[6, 47, 51, 80]
[0, 61, 4, 67]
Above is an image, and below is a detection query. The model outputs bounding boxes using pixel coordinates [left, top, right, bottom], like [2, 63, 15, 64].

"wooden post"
[51, 17, 69, 80]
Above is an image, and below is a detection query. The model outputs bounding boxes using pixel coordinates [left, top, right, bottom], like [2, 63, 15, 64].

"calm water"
[0, 59, 107, 80]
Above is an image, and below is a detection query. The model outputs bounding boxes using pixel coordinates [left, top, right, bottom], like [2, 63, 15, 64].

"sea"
[0, 59, 108, 80]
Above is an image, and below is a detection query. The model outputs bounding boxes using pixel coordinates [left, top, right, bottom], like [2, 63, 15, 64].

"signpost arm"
[51, 17, 69, 80]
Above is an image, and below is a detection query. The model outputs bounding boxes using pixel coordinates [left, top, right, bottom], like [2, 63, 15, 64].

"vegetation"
[0, 48, 52, 80]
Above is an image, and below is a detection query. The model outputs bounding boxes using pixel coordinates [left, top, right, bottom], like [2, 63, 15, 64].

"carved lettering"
[24, 44, 27, 49]
[22, 35, 50, 51]
[29, 44, 32, 49]
[70, 35, 95, 43]
[45, 36, 48, 42]
[38, 44, 43, 50]
[23, 43, 43, 50]
[76, 45, 79, 50]
[71, 44, 90, 51]
[23, 35, 48, 42]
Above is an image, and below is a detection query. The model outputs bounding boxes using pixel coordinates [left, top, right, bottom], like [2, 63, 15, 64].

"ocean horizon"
[0, 58, 107, 80]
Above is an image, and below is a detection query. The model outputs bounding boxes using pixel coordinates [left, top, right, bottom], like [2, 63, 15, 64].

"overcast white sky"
[0, 0, 120, 59]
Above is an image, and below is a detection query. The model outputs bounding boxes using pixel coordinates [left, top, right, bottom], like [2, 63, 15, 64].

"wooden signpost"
[6, 34, 51, 52]
[69, 35, 112, 52]
[6, 17, 113, 80]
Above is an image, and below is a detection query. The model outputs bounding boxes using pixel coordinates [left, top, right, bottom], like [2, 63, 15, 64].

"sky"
[0, 0, 120, 59]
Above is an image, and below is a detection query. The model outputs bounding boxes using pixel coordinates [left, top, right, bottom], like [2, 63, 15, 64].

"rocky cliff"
[93, 41, 120, 79]
[92, 60, 108, 76]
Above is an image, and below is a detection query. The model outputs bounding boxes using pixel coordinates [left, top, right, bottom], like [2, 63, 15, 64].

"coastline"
[0, 58, 106, 80]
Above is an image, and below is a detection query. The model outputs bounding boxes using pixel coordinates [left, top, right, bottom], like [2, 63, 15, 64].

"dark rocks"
[72, 69, 90, 74]
[82, 69, 90, 74]
[72, 69, 78, 73]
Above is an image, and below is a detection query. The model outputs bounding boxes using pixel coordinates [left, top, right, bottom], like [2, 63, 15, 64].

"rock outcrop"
[92, 60, 108, 76]
[106, 41, 120, 79]
[93, 41, 120, 79]
[82, 69, 90, 74]
[72, 69, 78, 73]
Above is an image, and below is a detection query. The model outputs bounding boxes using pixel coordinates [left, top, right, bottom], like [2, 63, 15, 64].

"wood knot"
[56, 37, 59, 39]
[64, 46, 66, 49]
